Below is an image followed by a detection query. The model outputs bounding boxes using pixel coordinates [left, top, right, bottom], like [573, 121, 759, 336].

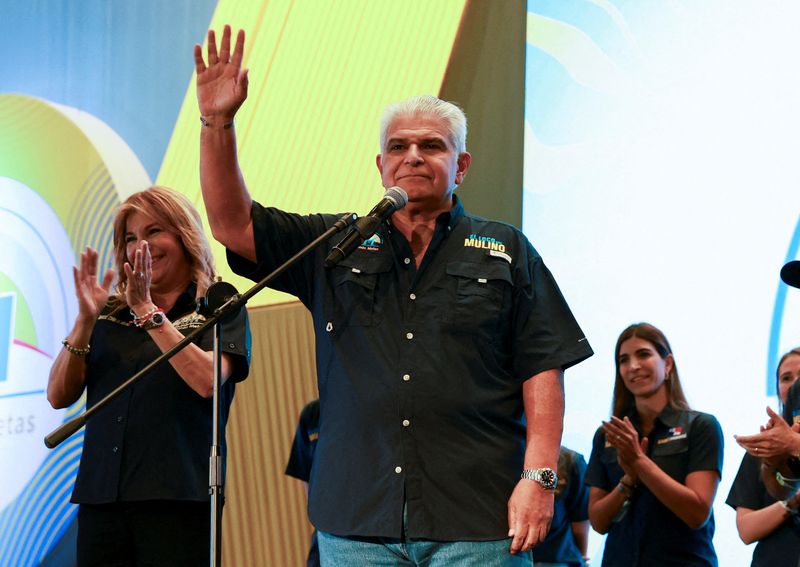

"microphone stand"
[44, 211, 357, 567]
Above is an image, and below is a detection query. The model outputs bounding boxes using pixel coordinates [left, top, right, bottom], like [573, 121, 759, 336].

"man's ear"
[455, 152, 472, 185]
[375, 153, 383, 175]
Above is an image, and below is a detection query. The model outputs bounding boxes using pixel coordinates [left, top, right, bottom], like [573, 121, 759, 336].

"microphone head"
[384, 186, 408, 209]
[781, 261, 800, 288]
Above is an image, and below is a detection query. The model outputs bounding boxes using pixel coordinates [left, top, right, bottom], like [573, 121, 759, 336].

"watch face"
[150, 312, 165, 327]
[540, 469, 557, 489]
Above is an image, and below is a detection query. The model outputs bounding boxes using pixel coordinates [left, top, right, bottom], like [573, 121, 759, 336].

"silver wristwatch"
[521, 468, 558, 490]
[142, 310, 166, 331]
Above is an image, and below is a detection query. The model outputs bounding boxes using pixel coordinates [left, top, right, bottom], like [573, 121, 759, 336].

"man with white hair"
[194, 25, 593, 566]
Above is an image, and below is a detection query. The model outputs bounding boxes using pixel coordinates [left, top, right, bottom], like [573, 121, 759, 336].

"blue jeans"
[318, 531, 533, 567]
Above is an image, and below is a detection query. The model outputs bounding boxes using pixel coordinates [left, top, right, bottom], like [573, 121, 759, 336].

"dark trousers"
[76, 500, 209, 567]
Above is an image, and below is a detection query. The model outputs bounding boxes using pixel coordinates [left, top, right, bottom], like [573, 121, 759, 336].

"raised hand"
[123, 240, 154, 314]
[73, 247, 114, 321]
[194, 25, 249, 123]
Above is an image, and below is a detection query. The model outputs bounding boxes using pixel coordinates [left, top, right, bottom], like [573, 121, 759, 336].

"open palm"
[73, 247, 114, 320]
[195, 25, 249, 121]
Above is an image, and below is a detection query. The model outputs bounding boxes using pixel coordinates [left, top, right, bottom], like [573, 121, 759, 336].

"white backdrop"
[524, 2, 800, 564]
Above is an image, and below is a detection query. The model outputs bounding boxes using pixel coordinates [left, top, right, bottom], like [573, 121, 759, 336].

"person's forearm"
[140, 315, 234, 398]
[588, 486, 629, 534]
[47, 315, 95, 408]
[634, 458, 715, 529]
[736, 504, 791, 544]
[199, 124, 254, 253]
[570, 520, 590, 557]
[523, 369, 563, 470]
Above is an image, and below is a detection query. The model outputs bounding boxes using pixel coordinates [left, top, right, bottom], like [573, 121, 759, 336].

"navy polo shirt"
[726, 453, 800, 567]
[585, 406, 723, 567]
[71, 286, 250, 504]
[531, 447, 589, 566]
[228, 195, 593, 540]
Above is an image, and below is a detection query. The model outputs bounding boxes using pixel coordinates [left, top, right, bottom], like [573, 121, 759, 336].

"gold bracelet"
[62, 338, 90, 357]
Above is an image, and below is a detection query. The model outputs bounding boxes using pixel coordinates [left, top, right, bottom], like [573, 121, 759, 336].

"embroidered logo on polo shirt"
[358, 233, 382, 252]
[464, 234, 506, 252]
[657, 427, 687, 444]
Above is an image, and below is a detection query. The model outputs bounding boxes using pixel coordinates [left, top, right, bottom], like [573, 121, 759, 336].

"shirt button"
[116, 416, 123, 423]
[409, 293, 416, 300]
[326, 322, 333, 332]
[406, 332, 413, 340]
[402, 374, 411, 382]
[395, 466, 403, 474]
[228, 342, 236, 349]
[402, 419, 410, 427]
[112, 446, 119, 453]
[404, 258, 411, 265]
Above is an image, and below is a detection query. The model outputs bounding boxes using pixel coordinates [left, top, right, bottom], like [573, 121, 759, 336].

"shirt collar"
[441, 194, 464, 230]
[115, 282, 198, 320]
[654, 404, 683, 428]
[625, 404, 682, 432]
[386, 194, 465, 235]
[169, 282, 198, 317]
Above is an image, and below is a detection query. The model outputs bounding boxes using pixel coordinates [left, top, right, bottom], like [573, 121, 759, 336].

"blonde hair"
[111, 186, 215, 305]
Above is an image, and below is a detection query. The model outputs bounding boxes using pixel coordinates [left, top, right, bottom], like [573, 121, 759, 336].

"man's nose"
[404, 145, 423, 165]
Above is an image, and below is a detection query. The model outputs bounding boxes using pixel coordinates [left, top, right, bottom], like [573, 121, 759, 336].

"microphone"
[196, 279, 242, 321]
[324, 186, 408, 267]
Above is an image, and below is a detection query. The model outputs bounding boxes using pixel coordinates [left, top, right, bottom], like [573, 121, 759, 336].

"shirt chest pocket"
[329, 258, 391, 327]
[445, 260, 513, 333]
[650, 437, 690, 481]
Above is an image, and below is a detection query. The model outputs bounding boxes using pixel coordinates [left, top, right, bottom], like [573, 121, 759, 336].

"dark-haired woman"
[47, 186, 250, 567]
[585, 323, 723, 566]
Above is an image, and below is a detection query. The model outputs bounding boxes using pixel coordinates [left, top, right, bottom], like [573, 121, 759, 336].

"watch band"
[521, 467, 558, 490]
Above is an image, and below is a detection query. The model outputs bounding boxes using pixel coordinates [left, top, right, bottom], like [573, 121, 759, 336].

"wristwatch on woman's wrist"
[142, 310, 166, 330]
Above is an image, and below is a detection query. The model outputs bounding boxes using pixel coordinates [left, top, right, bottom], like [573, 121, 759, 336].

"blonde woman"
[48, 186, 250, 567]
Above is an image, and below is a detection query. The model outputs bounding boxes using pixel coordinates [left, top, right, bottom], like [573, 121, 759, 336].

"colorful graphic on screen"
[0, 94, 149, 566]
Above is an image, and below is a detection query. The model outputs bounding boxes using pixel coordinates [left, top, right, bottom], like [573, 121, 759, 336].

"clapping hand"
[123, 240, 154, 314]
[735, 406, 800, 460]
[603, 416, 649, 480]
[73, 247, 114, 321]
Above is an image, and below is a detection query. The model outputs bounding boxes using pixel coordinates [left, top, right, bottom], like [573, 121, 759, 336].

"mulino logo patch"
[464, 234, 506, 252]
